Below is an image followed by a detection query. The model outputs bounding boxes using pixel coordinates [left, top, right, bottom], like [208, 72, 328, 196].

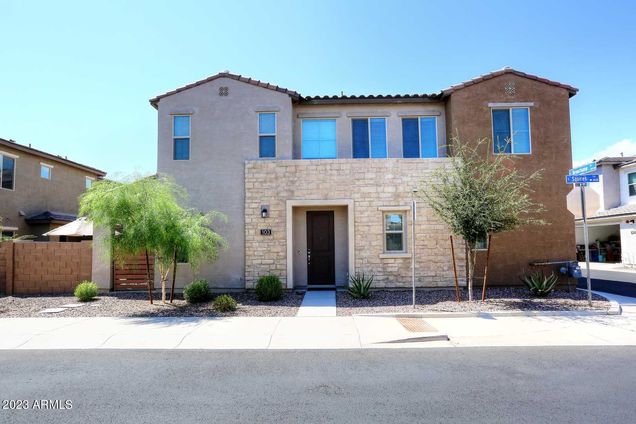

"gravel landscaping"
[336, 288, 610, 316]
[0, 291, 304, 318]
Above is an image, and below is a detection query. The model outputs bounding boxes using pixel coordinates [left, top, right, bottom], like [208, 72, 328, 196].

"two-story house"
[567, 156, 636, 265]
[0, 137, 106, 239]
[150, 68, 578, 291]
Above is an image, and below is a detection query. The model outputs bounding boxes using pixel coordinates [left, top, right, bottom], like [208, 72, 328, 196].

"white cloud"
[574, 139, 636, 167]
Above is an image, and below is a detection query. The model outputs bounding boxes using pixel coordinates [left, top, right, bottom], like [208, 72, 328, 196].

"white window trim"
[300, 118, 338, 160]
[351, 117, 388, 159]
[40, 162, 53, 180]
[383, 211, 407, 254]
[258, 112, 277, 159]
[628, 172, 636, 197]
[85, 176, 95, 189]
[475, 235, 489, 251]
[399, 116, 439, 158]
[0, 153, 17, 191]
[491, 107, 532, 155]
[172, 114, 191, 161]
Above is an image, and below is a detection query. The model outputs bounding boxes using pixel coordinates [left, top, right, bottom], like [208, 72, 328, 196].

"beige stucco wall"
[245, 158, 466, 289]
[156, 77, 294, 289]
[292, 103, 447, 159]
[0, 143, 102, 237]
[292, 205, 349, 287]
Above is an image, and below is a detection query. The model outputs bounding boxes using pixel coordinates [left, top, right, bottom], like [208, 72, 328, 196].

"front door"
[306, 211, 335, 286]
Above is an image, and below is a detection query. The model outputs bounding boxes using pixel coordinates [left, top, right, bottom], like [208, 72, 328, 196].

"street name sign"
[566, 174, 600, 184]
[568, 162, 597, 176]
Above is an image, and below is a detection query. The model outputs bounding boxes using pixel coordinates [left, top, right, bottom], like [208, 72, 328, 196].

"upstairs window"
[40, 163, 52, 180]
[302, 119, 337, 159]
[492, 108, 531, 154]
[628, 172, 636, 196]
[402, 117, 437, 158]
[352, 118, 387, 158]
[258, 113, 276, 158]
[173, 115, 190, 160]
[85, 177, 94, 189]
[0, 154, 15, 190]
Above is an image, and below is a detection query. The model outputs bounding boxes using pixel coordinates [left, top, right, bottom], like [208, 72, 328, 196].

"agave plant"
[520, 271, 558, 297]
[348, 272, 374, 299]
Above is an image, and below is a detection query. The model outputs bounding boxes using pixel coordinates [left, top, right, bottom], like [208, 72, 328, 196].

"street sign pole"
[580, 184, 592, 306]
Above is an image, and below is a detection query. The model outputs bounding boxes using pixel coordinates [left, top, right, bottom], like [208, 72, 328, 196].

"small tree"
[422, 137, 545, 301]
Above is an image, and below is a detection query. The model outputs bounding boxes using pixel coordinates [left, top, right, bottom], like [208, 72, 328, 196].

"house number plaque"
[260, 229, 272, 236]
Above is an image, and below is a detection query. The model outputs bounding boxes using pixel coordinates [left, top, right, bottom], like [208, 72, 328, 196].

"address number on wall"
[260, 229, 272, 236]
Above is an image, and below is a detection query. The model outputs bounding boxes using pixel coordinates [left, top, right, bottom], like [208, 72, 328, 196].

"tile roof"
[440, 67, 578, 98]
[0, 138, 106, 176]
[577, 203, 636, 221]
[595, 156, 636, 166]
[25, 211, 77, 224]
[149, 71, 301, 108]
[299, 93, 440, 105]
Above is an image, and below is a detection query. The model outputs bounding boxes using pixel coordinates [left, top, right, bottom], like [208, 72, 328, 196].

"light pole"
[411, 188, 418, 309]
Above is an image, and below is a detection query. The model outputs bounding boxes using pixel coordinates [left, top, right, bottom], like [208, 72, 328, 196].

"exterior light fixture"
[260, 205, 269, 219]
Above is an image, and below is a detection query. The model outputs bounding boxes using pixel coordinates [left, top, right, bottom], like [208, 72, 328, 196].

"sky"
[1, 0, 635, 177]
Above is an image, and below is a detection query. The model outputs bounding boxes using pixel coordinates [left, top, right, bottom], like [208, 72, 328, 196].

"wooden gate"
[113, 254, 154, 291]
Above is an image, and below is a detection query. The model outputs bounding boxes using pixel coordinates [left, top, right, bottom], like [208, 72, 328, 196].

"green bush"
[183, 279, 211, 304]
[255, 275, 283, 301]
[521, 272, 558, 297]
[348, 272, 373, 299]
[74, 281, 99, 302]
[214, 294, 237, 312]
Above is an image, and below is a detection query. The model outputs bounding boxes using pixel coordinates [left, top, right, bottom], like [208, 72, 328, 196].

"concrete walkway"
[2, 291, 636, 350]
[296, 290, 336, 317]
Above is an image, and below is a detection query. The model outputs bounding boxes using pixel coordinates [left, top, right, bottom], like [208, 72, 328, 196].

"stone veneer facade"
[244, 158, 466, 289]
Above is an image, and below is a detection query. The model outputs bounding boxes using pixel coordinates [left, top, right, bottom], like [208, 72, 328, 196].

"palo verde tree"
[79, 175, 227, 304]
[422, 137, 545, 301]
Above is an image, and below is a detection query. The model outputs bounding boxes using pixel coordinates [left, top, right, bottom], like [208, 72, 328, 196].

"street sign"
[566, 174, 600, 184]
[569, 162, 597, 176]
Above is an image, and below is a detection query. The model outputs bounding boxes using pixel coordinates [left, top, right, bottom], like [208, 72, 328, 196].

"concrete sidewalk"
[2, 294, 636, 349]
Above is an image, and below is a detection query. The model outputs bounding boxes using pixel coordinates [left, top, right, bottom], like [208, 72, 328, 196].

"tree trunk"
[467, 244, 477, 302]
[481, 234, 492, 301]
[170, 249, 177, 304]
[145, 250, 153, 304]
[161, 273, 167, 303]
[450, 235, 461, 302]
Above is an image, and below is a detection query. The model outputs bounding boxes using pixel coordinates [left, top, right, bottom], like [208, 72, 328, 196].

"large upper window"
[85, 177, 94, 189]
[302, 119, 337, 159]
[173, 115, 190, 160]
[492, 108, 531, 154]
[628, 172, 636, 197]
[401, 117, 437, 158]
[258, 113, 276, 158]
[352, 118, 387, 158]
[0, 154, 15, 190]
[384, 213, 405, 252]
[40, 163, 52, 180]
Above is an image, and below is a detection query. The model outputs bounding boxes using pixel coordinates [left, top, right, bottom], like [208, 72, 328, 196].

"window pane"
[402, 118, 420, 158]
[492, 109, 511, 153]
[86, 178, 93, 189]
[385, 214, 403, 231]
[259, 135, 276, 158]
[475, 235, 488, 250]
[386, 233, 404, 251]
[173, 116, 190, 137]
[173, 138, 190, 160]
[352, 119, 369, 159]
[302, 119, 336, 159]
[511, 108, 530, 154]
[40, 165, 50, 179]
[1, 156, 15, 189]
[370, 118, 387, 158]
[628, 172, 636, 185]
[419, 117, 437, 158]
[630, 184, 636, 197]
[259, 113, 276, 135]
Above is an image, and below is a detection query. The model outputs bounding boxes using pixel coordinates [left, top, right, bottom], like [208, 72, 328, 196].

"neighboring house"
[0, 137, 106, 239]
[150, 67, 577, 290]
[566, 156, 636, 265]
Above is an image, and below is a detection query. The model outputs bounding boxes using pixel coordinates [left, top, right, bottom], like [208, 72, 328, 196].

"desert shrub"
[255, 275, 283, 301]
[213, 294, 237, 312]
[183, 279, 211, 304]
[348, 273, 373, 299]
[74, 281, 99, 302]
[520, 272, 558, 297]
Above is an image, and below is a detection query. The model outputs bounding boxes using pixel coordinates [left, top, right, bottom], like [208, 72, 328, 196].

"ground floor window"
[475, 235, 488, 250]
[1, 230, 15, 239]
[384, 212, 405, 252]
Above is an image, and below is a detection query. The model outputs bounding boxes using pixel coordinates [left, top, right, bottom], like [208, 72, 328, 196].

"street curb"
[379, 333, 450, 344]
[354, 306, 620, 319]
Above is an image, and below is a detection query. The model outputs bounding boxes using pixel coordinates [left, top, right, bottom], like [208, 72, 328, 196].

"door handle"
[307, 249, 311, 264]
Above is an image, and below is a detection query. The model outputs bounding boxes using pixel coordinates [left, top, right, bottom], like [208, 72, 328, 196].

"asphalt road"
[0, 347, 634, 424]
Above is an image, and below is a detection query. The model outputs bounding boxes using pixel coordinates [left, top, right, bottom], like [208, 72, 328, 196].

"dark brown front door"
[306, 211, 335, 286]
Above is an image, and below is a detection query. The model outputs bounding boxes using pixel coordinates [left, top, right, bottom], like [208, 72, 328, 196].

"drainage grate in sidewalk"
[396, 317, 437, 333]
